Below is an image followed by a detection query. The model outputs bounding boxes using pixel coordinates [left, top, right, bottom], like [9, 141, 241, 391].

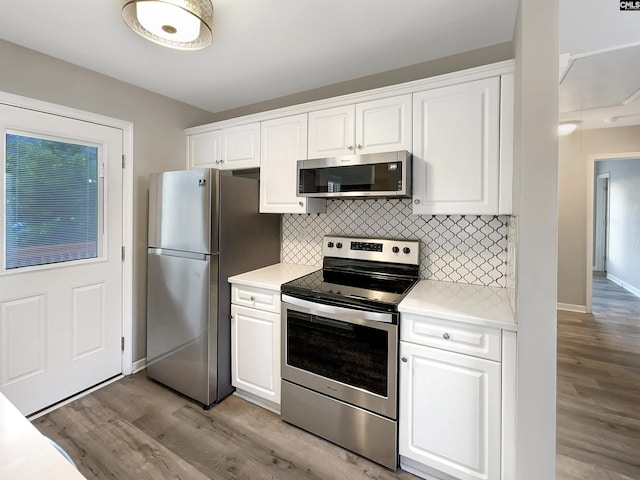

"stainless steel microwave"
[296, 150, 412, 198]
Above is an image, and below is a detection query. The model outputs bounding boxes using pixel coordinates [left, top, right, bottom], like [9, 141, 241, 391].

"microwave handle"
[281, 294, 395, 325]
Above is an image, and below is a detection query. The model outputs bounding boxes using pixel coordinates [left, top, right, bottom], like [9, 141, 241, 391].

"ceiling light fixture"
[558, 121, 579, 136]
[121, 0, 213, 50]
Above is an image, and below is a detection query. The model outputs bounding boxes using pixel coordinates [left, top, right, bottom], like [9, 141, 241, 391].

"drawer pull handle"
[443, 333, 450, 340]
[250, 296, 256, 301]
[401, 357, 407, 363]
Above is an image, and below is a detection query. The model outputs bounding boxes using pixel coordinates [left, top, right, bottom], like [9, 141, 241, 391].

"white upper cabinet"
[412, 76, 509, 215]
[259, 114, 326, 214]
[187, 122, 260, 170]
[186, 62, 514, 215]
[308, 95, 412, 158]
[188, 130, 221, 169]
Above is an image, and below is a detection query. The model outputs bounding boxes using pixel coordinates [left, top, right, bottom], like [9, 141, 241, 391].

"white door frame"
[586, 152, 640, 314]
[0, 91, 134, 375]
[593, 173, 610, 272]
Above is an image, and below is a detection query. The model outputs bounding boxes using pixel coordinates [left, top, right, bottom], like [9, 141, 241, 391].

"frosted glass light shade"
[558, 122, 579, 136]
[122, 0, 213, 50]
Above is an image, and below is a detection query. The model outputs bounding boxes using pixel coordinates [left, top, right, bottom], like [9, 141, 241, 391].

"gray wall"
[0, 38, 514, 363]
[0, 39, 217, 361]
[595, 158, 640, 292]
[558, 125, 640, 307]
[206, 43, 513, 122]
[513, 1, 559, 479]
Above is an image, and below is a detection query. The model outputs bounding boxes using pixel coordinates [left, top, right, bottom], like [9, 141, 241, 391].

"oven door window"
[299, 162, 401, 194]
[286, 310, 388, 397]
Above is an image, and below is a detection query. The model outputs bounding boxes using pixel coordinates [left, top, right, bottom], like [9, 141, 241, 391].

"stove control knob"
[327, 241, 334, 248]
[403, 247, 411, 254]
[392, 246, 400, 253]
[336, 242, 343, 249]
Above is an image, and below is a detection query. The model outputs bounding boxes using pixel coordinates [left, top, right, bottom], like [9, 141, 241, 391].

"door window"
[5, 132, 102, 270]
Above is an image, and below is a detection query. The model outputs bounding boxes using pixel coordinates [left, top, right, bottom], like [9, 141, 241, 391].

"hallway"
[556, 275, 640, 479]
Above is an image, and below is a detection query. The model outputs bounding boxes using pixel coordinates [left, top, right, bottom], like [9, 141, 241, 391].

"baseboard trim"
[607, 274, 640, 299]
[132, 357, 147, 374]
[557, 303, 587, 313]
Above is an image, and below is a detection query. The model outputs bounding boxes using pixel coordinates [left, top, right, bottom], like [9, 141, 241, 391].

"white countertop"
[399, 280, 516, 331]
[228, 263, 319, 290]
[0, 393, 85, 480]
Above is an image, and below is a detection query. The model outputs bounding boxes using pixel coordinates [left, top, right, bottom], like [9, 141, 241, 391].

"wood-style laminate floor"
[33, 274, 640, 480]
[557, 274, 640, 480]
[33, 372, 416, 480]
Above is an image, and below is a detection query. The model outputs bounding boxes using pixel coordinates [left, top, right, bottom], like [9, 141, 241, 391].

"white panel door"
[412, 77, 500, 215]
[307, 105, 355, 158]
[0, 104, 123, 415]
[260, 114, 325, 214]
[231, 304, 280, 405]
[221, 123, 260, 170]
[356, 94, 412, 154]
[399, 341, 501, 480]
[188, 130, 221, 169]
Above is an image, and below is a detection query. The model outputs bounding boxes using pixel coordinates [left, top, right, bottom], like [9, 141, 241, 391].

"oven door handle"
[281, 294, 395, 324]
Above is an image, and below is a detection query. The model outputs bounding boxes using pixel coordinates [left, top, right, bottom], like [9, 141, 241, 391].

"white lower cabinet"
[230, 286, 281, 411]
[399, 319, 502, 480]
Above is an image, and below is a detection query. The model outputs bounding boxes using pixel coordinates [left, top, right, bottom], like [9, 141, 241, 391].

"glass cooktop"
[281, 268, 418, 313]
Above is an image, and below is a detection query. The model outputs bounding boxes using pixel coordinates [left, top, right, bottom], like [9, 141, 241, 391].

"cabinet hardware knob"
[401, 357, 408, 363]
[220, 159, 225, 163]
[414, 199, 420, 205]
[215, 160, 220, 164]
[229, 314, 234, 320]
[443, 333, 450, 340]
[250, 296, 255, 301]
[298, 201, 304, 207]
[357, 144, 363, 150]
[347, 145, 354, 150]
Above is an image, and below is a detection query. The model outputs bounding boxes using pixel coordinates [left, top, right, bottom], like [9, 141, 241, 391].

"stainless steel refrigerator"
[146, 168, 280, 408]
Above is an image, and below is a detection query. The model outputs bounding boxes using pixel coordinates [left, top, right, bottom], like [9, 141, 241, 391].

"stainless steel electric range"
[280, 235, 420, 469]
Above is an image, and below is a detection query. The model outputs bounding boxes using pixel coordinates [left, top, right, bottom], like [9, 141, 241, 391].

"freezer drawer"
[146, 249, 219, 405]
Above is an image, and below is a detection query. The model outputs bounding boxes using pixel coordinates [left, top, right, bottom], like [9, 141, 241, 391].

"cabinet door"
[307, 105, 355, 158]
[188, 130, 221, 169]
[260, 114, 326, 213]
[412, 77, 500, 215]
[231, 304, 281, 404]
[399, 341, 501, 480]
[356, 95, 412, 154]
[221, 123, 260, 169]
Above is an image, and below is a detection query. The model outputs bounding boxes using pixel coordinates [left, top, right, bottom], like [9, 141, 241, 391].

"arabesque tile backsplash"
[282, 199, 515, 288]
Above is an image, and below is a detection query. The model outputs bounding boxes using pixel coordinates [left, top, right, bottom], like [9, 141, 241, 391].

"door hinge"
[121, 246, 125, 261]
[99, 162, 105, 178]
[121, 337, 125, 351]
[122, 154, 126, 169]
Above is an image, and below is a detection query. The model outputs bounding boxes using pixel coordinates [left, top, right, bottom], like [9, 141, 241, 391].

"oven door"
[281, 294, 398, 419]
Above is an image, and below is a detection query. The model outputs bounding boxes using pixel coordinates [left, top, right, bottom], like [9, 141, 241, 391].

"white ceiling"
[0, 0, 519, 114]
[559, 0, 640, 129]
[1, 1, 638, 129]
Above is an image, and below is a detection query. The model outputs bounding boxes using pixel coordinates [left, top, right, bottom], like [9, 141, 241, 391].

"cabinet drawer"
[231, 284, 280, 313]
[401, 314, 501, 361]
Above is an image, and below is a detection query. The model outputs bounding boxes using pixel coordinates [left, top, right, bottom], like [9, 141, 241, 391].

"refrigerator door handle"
[148, 248, 209, 261]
